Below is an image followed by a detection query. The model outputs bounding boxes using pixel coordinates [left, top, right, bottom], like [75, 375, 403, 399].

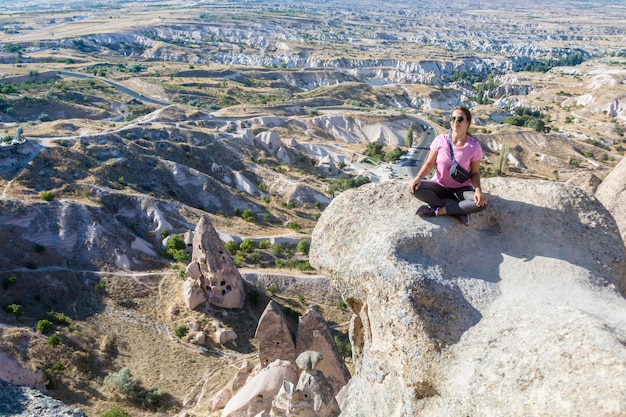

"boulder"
[310, 178, 626, 417]
[596, 156, 626, 243]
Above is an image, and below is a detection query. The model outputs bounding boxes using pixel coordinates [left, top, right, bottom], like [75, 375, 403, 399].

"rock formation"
[183, 215, 245, 309]
[255, 300, 297, 367]
[295, 306, 350, 395]
[310, 179, 626, 417]
[596, 156, 626, 244]
[221, 359, 299, 417]
[269, 351, 341, 417]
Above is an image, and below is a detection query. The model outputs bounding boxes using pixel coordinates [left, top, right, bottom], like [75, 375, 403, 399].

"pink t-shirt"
[429, 133, 483, 188]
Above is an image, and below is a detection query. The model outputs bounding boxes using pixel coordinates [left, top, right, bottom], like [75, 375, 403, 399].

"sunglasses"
[450, 116, 465, 123]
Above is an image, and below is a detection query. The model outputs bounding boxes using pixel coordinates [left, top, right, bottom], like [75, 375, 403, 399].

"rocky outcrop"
[270, 351, 341, 417]
[0, 379, 86, 417]
[295, 306, 351, 395]
[183, 215, 245, 309]
[596, 156, 626, 244]
[255, 300, 297, 367]
[221, 359, 299, 417]
[310, 179, 626, 417]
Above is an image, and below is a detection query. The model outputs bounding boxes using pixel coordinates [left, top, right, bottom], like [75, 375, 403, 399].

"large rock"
[596, 156, 626, 244]
[295, 305, 351, 395]
[221, 359, 298, 417]
[310, 178, 626, 417]
[255, 300, 297, 367]
[184, 214, 245, 309]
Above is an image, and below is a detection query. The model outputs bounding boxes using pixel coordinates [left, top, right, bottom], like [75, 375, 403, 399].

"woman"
[408, 106, 487, 226]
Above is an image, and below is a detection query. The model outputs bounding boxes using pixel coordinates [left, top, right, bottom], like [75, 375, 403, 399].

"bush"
[48, 334, 61, 346]
[224, 240, 238, 255]
[39, 191, 55, 201]
[239, 239, 255, 253]
[102, 406, 129, 417]
[104, 367, 142, 402]
[95, 279, 106, 292]
[241, 209, 255, 222]
[175, 326, 189, 339]
[233, 254, 245, 267]
[267, 284, 278, 295]
[4, 303, 25, 317]
[165, 235, 187, 259]
[36, 319, 54, 333]
[272, 243, 283, 256]
[47, 311, 72, 325]
[296, 240, 310, 255]
[258, 240, 270, 249]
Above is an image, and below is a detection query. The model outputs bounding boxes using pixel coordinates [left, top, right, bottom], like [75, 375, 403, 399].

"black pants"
[412, 180, 487, 215]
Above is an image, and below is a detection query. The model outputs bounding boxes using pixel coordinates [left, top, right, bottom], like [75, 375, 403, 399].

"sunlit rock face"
[311, 178, 626, 417]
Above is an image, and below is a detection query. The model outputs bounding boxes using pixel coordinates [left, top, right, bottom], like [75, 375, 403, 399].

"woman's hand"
[474, 188, 487, 207]
[409, 176, 421, 193]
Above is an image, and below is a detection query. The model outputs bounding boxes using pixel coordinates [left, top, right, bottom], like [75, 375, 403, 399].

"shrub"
[36, 319, 54, 333]
[224, 240, 238, 255]
[258, 240, 270, 249]
[47, 311, 72, 325]
[267, 284, 278, 295]
[272, 243, 283, 256]
[160, 229, 169, 239]
[95, 279, 106, 292]
[241, 209, 255, 222]
[239, 239, 255, 253]
[39, 191, 55, 201]
[287, 222, 301, 232]
[249, 251, 261, 262]
[296, 240, 310, 255]
[296, 261, 314, 272]
[171, 249, 191, 263]
[102, 406, 129, 417]
[104, 367, 141, 401]
[4, 303, 25, 317]
[165, 235, 186, 259]
[233, 254, 245, 267]
[47, 334, 61, 346]
[175, 325, 189, 339]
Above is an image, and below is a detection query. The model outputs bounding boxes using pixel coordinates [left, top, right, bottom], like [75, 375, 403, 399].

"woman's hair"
[452, 106, 472, 126]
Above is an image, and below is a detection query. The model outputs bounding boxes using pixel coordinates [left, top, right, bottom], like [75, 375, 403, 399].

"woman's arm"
[409, 150, 437, 193]
[470, 160, 487, 207]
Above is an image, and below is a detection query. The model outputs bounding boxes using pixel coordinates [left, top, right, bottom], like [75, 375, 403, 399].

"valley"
[0, 0, 625, 416]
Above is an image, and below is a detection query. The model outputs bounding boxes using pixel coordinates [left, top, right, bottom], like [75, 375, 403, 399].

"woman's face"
[450, 110, 469, 132]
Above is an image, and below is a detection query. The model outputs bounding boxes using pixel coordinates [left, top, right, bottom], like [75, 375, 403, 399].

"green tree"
[239, 239, 255, 253]
[297, 240, 310, 255]
[224, 240, 238, 255]
[103, 367, 141, 401]
[405, 122, 414, 147]
[36, 319, 54, 333]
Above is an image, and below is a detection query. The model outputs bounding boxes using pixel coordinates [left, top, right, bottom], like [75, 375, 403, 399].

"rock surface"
[310, 178, 626, 417]
[0, 379, 86, 417]
[596, 156, 626, 244]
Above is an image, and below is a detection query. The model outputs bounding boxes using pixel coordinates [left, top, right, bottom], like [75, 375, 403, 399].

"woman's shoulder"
[467, 135, 481, 146]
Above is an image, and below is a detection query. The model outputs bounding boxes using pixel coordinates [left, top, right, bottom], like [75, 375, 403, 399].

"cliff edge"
[310, 178, 626, 417]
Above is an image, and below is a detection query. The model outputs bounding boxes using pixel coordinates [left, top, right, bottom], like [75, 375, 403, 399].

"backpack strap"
[447, 129, 457, 164]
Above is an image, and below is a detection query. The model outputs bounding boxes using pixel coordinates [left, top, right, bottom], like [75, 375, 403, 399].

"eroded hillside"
[0, 0, 625, 416]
